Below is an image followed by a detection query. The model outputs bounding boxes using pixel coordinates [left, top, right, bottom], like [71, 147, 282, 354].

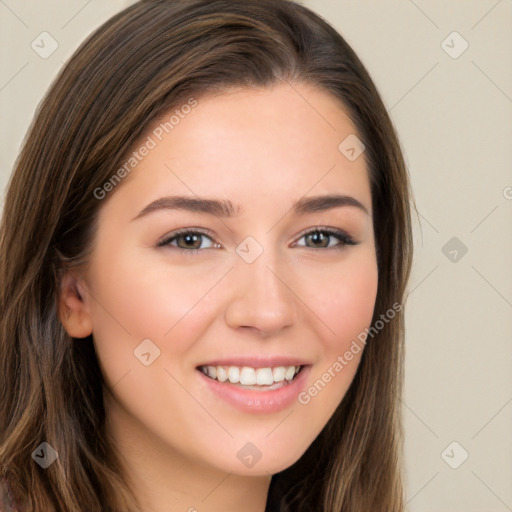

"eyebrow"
[132, 193, 369, 221]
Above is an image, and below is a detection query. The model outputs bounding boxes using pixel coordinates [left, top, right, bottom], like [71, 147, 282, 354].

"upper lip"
[196, 356, 310, 368]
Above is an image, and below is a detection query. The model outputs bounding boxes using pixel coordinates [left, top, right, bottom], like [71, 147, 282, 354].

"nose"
[224, 250, 299, 337]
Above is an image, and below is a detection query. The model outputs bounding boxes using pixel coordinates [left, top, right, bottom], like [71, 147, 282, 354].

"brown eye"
[305, 231, 330, 248]
[175, 233, 203, 249]
[157, 230, 218, 252]
[296, 229, 357, 249]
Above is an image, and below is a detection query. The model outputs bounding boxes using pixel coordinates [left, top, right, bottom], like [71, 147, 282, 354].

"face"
[64, 82, 378, 477]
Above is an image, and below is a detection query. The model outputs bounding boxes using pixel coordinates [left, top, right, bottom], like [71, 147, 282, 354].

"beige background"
[1, 1, 511, 510]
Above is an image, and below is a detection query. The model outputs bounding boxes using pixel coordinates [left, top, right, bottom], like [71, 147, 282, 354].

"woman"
[0, 0, 413, 510]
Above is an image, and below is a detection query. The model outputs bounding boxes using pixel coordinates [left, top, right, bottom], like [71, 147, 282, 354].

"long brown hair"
[0, 1, 413, 510]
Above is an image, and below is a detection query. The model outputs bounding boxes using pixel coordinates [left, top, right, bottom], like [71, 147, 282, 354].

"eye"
[157, 230, 220, 253]
[294, 228, 357, 249]
[157, 227, 358, 254]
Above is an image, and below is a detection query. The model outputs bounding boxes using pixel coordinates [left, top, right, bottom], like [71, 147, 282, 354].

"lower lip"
[197, 366, 311, 414]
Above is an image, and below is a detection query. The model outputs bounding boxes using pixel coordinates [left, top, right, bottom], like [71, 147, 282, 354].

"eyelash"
[157, 227, 358, 255]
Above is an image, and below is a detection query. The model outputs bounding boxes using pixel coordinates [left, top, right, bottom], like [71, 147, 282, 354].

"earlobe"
[58, 272, 93, 338]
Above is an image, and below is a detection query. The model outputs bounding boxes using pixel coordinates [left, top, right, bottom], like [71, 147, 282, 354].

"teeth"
[256, 368, 273, 385]
[228, 366, 240, 383]
[200, 365, 302, 386]
[284, 366, 296, 381]
[216, 366, 228, 382]
[240, 367, 257, 386]
[272, 366, 285, 382]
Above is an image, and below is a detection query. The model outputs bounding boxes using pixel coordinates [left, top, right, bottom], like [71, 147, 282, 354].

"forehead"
[101, 82, 371, 216]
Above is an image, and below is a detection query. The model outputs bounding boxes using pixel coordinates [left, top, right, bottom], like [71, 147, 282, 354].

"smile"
[198, 365, 302, 389]
[196, 363, 310, 413]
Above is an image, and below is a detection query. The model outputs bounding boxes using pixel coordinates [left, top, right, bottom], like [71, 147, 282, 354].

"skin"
[59, 81, 378, 512]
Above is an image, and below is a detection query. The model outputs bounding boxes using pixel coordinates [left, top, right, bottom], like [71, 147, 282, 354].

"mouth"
[197, 364, 304, 391]
[196, 362, 311, 413]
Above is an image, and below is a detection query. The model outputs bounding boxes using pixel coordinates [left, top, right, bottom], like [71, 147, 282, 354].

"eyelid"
[292, 226, 358, 248]
[157, 227, 217, 248]
[157, 226, 358, 252]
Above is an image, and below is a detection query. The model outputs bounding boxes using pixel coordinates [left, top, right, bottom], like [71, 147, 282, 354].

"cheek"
[293, 250, 378, 423]
[299, 250, 379, 349]
[86, 245, 223, 367]
[89, 240, 191, 330]
[330, 266, 378, 343]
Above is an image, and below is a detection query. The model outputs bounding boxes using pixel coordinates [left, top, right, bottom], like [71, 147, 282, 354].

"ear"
[58, 271, 93, 338]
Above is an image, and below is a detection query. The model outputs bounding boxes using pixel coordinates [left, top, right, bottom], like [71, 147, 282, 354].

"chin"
[214, 440, 311, 477]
